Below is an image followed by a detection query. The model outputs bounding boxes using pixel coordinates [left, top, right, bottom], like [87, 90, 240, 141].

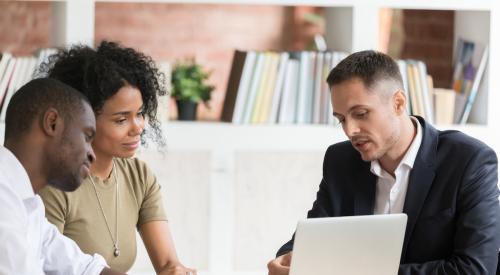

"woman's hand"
[157, 262, 197, 275]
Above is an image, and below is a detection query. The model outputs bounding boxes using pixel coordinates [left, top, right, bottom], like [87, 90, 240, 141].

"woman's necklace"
[89, 160, 120, 257]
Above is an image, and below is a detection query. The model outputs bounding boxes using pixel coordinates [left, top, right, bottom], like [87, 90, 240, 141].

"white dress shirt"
[0, 146, 108, 275]
[371, 117, 423, 214]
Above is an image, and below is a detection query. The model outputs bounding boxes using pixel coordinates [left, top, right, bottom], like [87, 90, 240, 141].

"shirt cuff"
[83, 253, 109, 275]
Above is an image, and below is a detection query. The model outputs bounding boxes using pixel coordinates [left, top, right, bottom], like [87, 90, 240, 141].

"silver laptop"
[289, 214, 407, 275]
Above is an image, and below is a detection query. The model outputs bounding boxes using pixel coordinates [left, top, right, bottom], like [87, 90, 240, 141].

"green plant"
[171, 59, 214, 105]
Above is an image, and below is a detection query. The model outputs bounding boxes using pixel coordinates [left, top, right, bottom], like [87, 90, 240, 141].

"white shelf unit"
[2, 1, 499, 275]
[52, 0, 499, 129]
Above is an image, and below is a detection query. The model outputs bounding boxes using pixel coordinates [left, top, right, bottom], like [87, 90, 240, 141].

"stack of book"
[426, 39, 488, 125]
[451, 39, 488, 124]
[0, 49, 57, 121]
[397, 59, 435, 124]
[222, 46, 486, 126]
[222, 50, 348, 125]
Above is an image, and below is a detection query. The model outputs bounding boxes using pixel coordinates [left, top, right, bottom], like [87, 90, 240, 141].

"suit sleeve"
[276, 146, 335, 257]
[399, 146, 500, 275]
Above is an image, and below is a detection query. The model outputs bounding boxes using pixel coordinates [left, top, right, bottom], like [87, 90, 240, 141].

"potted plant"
[171, 58, 214, 121]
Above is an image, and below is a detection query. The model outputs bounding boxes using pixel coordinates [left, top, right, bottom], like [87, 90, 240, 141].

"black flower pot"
[176, 100, 198, 121]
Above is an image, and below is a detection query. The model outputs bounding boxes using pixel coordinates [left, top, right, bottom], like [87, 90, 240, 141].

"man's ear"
[41, 108, 63, 137]
[393, 90, 407, 115]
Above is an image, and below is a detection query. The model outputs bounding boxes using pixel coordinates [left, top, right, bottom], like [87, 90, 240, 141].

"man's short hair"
[326, 50, 403, 90]
[4, 78, 89, 141]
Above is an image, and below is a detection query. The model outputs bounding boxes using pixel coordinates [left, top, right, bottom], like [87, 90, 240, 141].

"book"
[1, 57, 26, 121]
[433, 88, 455, 125]
[251, 52, 274, 123]
[397, 60, 411, 114]
[242, 52, 266, 124]
[0, 53, 12, 85]
[416, 60, 434, 124]
[278, 58, 299, 124]
[0, 53, 13, 106]
[256, 52, 280, 123]
[296, 51, 311, 124]
[0, 57, 16, 112]
[327, 52, 347, 125]
[305, 52, 317, 124]
[268, 52, 289, 123]
[221, 50, 248, 122]
[22, 57, 37, 87]
[457, 44, 488, 124]
[232, 51, 257, 124]
[452, 39, 475, 95]
[406, 62, 423, 118]
[450, 38, 488, 124]
[312, 52, 324, 124]
[222, 49, 348, 125]
[319, 52, 332, 124]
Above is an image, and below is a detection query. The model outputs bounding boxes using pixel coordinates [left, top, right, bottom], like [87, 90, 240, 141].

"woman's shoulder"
[39, 177, 93, 202]
[114, 157, 155, 184]
[39, 184, 66, 200]
[114, 156, 148, 170]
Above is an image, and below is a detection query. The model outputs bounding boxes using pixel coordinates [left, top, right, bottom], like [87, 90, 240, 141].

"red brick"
[399, 9, 454, 88]
[0, 1, 52, 55]
[95, 3, 296, 120]
[3, 3, 454, 119]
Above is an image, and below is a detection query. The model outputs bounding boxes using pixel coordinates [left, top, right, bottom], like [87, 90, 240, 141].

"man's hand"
[158, 262, 197, 275]
[267, 252, 292, 275]
[100, 267, 127, 275]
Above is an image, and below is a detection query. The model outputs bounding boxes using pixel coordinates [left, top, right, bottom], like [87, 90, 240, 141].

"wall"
[94, 3, 295, 121]
[0, 1, 52, 55]
[0, 2, 456, 119]
[399, 10, 455, 88]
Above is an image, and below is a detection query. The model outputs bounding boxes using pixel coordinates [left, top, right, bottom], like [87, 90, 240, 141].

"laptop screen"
[290, 214, 407, 275]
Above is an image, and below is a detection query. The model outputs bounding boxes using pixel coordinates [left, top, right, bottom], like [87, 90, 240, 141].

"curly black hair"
[38, 40, 166, 147]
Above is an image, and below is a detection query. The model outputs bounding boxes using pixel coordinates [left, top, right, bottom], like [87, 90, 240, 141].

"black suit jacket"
[277, 117, 500, 274]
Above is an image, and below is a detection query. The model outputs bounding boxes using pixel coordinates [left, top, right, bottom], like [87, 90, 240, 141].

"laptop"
[289, 214, 407, 275]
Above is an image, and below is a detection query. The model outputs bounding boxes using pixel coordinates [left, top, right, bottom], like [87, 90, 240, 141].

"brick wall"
[0, 1, 52, 55]
[0, 3, 455, 119]
[95, 3, 294, 121]
[399, 10, 454, 88]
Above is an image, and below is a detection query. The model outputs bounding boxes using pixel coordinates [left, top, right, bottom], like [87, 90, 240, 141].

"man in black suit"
[267, 50, 500, 275]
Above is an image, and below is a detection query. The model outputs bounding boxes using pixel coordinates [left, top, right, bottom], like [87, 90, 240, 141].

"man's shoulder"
[326, 140, 357, 156]
[437, 130, 494, 156]
[0, 176, 27, 225]
[324, 140, 363, 165]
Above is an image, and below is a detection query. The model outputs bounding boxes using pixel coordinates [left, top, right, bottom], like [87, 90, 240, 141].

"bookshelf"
[4, 0, 498, 128]
[1, 1, 499, 275]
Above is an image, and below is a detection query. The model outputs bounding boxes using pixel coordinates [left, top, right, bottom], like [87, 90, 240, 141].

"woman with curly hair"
[38, 41, 196, 275]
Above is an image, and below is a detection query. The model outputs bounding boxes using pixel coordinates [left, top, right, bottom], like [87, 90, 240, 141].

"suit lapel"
[401, 161, 435, 259]
[354, 161, 377, 215]
[401, 116, 438, 260]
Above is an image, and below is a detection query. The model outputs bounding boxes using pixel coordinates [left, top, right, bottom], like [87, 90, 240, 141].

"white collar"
[370, 116, 423, 176]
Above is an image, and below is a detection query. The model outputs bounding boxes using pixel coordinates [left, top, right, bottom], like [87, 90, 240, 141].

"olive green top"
[39, 157, 167, 272]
